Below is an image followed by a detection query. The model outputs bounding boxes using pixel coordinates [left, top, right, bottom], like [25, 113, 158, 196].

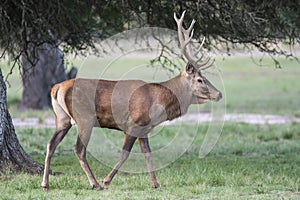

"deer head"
[174, 11, 222, 104]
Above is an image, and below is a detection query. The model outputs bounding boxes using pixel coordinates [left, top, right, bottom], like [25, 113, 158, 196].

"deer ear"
[186, 63, 196, 75]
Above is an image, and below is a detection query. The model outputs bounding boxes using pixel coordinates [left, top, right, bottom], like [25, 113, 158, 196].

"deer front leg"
[74, 122, 103, 190]
[138, 137, 160, 188]
[74, 135, 103, 190]
[103, 133, 137, 189]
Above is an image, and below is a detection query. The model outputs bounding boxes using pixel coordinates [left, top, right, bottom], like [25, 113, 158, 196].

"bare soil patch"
[13, 113, 300, 128]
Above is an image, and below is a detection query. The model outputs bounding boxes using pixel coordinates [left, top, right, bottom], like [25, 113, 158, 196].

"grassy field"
[1, 123, 299, 199]
[1, 56, 300, 199]
[219, 56, 300, 116]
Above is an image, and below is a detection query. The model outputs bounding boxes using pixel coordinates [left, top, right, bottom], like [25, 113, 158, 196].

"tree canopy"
[1, 0, 299, 63]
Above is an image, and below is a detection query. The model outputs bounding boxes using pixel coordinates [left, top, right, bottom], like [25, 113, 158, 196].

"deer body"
[53, 72, 191, 132]
[41, 11, 222, 191]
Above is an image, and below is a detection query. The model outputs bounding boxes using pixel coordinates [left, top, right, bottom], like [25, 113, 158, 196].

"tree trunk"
[0, 69, 44, 174]
[19, 43, 77, 110]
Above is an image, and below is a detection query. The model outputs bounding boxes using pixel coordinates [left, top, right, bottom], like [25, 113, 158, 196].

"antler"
[174, 11, 213, 70]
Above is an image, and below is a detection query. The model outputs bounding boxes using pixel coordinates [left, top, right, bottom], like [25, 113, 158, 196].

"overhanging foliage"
[0, 0, 299, 64]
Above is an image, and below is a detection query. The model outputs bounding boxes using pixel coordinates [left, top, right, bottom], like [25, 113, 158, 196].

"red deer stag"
[41, 11, 222, 191]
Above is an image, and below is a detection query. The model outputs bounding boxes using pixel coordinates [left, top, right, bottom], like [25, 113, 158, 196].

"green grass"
[1, 123, 299, 199]
[218, 56, 300, 115]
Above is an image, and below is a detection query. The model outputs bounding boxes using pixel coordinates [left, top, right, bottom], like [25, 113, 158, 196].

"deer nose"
[218, 91, 223, 100]
[214, 91, 222, 101]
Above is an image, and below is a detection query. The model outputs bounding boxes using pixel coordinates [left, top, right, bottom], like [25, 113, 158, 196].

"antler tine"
[174, 11, 191, 50]
[182, 19, 196, 39]
[193, 36, 206, 57]
[174, 11, 187, 53]
[193, 36, 215, 71]
[190, 37, 214, 71]
[173, 10, 186, 23]
[182, 19, 196, 63]
[197, 57, 211, 67]
[174, 11, 198, 67]
[198, 57, 215, 70]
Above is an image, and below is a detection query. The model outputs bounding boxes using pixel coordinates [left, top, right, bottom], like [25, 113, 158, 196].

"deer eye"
[197, 78, 203, 83]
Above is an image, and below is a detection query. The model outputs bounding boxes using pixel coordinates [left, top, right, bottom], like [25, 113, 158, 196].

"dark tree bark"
[0, 69, 44, 174]
[19, 43, 77, 110]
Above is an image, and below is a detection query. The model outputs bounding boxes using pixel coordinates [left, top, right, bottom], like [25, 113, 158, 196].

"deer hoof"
[92, 184, 104, 190]
[41, 185, 50, 192]
[152, 182, 161, 189]
[102, 181, 110, 189]
[95, 186, 105, 190]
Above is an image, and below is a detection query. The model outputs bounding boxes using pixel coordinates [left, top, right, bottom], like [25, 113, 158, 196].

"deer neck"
[160, 71, 193, 120]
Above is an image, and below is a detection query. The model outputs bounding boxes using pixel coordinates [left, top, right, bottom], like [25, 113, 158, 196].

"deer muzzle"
[212, 91, 222, 102]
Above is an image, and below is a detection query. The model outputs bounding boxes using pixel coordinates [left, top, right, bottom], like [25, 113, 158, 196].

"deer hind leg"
[41, 116, 71, 191]
[103, 133, 137, 189]
[74, 120, 103, 190]
[138, 137, 160, 188]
